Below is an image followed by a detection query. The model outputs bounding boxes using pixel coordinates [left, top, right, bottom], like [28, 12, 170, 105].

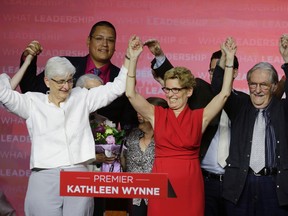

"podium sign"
[60, 171, 168, 199]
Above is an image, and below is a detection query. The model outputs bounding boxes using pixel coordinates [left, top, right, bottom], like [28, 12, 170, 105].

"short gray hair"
[246, 62, 278, 84]
[76, 74, 104, 87]
[44, 56, 76, 79]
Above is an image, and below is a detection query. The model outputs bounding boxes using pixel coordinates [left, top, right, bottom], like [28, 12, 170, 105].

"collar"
[253, 97, 274, 116]
[85, 55, 111, 74]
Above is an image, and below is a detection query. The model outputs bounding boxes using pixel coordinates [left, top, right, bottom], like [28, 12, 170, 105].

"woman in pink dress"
[125, 36, 237, 216]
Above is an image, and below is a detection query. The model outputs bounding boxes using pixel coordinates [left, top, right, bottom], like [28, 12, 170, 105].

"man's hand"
[144, 39, 164, 56]
[279, 34, 288, 63]
[23, 40, 43, 57]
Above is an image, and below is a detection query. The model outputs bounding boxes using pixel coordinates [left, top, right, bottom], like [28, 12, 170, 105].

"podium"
[105, 211, 127, 216]
[103, 198, 130, 216]
[60, 171, 170, 216]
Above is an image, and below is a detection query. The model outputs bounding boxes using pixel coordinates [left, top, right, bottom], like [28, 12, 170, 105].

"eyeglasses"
[162, 87, 187, 94]
[51, 78, 75, 86]
[90, 35, 116, 44]
[248, 82, 272, 91]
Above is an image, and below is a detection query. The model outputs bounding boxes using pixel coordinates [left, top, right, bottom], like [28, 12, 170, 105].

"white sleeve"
[0, 73, 12, 89]
[0, 85, 30, 119]
[86, 65, 128, 112]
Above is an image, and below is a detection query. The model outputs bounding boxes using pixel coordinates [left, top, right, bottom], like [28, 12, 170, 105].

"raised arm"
[202, 37, 236, 132]
[218, 46, 226, 70]
[87, 56, 130, 112]
[126, 36, 155, 126]
[279, 34, 288, 102]
[279, 34, 288, 63]
[144, 39, 173, 86]
[274, 34, 288, 99]
[19, 40, 45, 93]
[10, 55, 34, 90]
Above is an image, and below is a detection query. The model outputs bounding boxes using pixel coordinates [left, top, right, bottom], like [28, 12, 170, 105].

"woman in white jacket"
[0, 36, 141, 216]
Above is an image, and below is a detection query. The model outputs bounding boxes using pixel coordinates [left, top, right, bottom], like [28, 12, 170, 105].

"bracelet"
[225, 65, 233, 68]
[127, 74, 136, 78]
[125, 55, 130, 60]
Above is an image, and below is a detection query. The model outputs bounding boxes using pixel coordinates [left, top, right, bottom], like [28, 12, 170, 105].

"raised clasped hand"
[24, 40, 43, 57]
[144, 39, 163, 56]
[128, 35, 143, 59]
[222, 37, 237, 57]
[279, 34, 288, 62]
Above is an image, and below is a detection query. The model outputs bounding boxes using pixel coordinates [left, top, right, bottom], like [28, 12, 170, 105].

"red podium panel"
[60, 171, 168, 199]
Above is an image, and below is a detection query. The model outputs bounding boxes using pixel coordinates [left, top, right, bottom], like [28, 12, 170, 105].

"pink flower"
[106, 135, 116, 144]
[94, 125, 105, 133]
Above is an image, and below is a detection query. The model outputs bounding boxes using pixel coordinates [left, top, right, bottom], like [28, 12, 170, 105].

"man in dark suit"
[19, 20, 137, 216]
[144, 39, 238, 216]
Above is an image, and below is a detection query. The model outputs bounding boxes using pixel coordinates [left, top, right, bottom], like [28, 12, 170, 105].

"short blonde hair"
[164, 66, 196, 89]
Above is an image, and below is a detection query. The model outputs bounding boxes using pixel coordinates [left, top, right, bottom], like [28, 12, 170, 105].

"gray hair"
[44, 56, 76, 79]
[76, 74, 104, 87]
[246, 62, 278, 84]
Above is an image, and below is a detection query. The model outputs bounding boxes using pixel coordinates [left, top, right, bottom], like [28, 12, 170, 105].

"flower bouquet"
[90, 116, 126, 172]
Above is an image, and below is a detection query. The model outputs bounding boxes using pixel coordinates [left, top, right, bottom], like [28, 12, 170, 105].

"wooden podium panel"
[105, 211, 127, 216]
[104, 198, 129, 216]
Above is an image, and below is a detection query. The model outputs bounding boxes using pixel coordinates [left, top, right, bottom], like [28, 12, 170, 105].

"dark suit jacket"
[19, 54, 138, 131]
[152, 57, 221, 160]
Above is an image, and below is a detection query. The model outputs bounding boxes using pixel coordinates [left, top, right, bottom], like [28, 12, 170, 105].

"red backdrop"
[0, 0, 287, 215]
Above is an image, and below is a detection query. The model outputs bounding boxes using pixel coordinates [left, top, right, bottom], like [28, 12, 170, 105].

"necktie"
[249, 110, 266, 173]
[217, 111, 230, 168]
[93, 68, 101, 76]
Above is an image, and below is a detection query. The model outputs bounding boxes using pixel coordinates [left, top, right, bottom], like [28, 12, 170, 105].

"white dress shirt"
[201, 111, 230, 174]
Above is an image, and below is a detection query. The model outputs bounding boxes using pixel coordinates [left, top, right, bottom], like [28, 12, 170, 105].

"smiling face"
[87, 25, 116, 66]
[248, 69, 276, 109]
[45, 74, 74, 105]
[164, 78, 192, 111]
[44, 56, 76, 106]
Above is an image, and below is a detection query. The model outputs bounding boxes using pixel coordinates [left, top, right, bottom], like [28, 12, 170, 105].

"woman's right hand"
[127, 35, 143, 60]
